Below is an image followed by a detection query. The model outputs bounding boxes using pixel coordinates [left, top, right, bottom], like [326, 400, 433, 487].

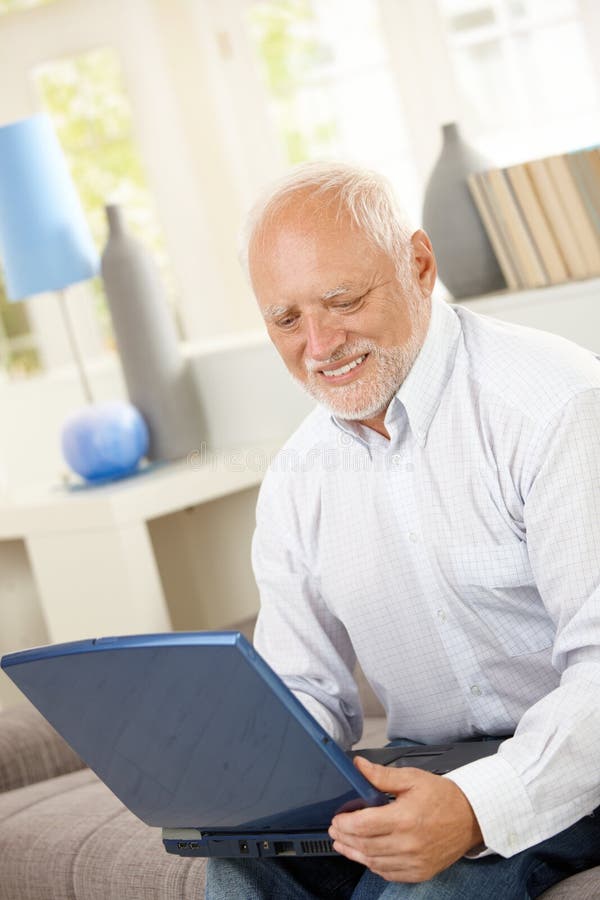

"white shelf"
[0, 441, 282, 539]
[451, 276, 600, 353]
[454, 275, 600, 313]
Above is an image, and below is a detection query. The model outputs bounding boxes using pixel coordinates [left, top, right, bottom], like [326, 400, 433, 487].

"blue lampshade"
[0, 113, 99, 300]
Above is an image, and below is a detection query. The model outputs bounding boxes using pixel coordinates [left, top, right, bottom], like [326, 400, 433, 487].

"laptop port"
[239, 840, 249, 854]
[189, 842, 199, 850]
[177, 842, 188, 849]
[274, 841, 295, 856]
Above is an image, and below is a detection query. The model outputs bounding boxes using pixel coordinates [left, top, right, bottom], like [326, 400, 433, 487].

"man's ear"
[410, 229, 437, 296]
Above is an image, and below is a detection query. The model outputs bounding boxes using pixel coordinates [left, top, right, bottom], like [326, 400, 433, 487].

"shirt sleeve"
[446, 388, 600, 857]
[251, 465, 363, 750]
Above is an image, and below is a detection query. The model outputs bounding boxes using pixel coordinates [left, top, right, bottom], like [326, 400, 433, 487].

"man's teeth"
[321, 354, 366, 378]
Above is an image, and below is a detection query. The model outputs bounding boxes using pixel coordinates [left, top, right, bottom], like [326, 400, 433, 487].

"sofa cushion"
[0, 768, 206, 900]
[0, 703, 84, 794]
[542, 868, 600, 900]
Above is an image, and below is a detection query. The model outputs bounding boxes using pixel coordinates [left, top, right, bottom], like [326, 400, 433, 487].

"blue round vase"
[61, 401, 150, 483]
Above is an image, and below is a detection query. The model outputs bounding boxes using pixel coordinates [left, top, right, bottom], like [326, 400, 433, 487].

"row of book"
[467, 147, 600, 291]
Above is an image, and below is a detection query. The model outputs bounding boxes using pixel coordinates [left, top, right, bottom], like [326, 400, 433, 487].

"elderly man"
[206, 162, 600, 899]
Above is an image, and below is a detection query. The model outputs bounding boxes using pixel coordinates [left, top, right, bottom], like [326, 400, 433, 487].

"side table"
[0, 445, 277, 685]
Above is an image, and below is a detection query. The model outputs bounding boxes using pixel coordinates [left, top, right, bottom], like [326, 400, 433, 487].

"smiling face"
[249, 194, 436, 433]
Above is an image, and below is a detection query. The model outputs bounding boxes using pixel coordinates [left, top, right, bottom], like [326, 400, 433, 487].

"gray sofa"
[0, 622, 598, 899]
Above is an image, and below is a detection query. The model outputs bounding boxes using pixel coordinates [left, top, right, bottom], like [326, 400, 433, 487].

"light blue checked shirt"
[252, 295, 600, 858]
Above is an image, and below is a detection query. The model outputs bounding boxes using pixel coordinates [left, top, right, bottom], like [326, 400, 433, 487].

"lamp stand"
[56, 288, 93, 405]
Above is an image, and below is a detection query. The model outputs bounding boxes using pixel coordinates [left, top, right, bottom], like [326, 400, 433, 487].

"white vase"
[423, 123, 506, 299]
[100, 205, 205, 461]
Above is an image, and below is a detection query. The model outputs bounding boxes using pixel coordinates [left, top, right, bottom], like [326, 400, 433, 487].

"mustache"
[304, 341, 378, 373]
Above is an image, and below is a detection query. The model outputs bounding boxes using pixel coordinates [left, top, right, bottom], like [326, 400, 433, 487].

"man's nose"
[304, 314, 346, 362]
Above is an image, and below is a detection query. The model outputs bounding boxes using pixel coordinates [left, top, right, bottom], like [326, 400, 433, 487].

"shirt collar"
[330, 297, 461, 449]
[394, 296, 461, 447]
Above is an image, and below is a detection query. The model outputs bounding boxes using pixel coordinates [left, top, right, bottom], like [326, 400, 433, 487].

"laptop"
[1, 632, 504, 858]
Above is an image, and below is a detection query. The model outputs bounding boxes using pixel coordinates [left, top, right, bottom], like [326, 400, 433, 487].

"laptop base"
[163, 828, 337, 858]
[162, 739, 506, 858]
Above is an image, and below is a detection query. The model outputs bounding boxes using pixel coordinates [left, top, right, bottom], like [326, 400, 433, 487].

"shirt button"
[470, 685, 482, 697]
[391, 454, 402, 467]
[408, 532, 419, 543]
[436, 609, 447, 623]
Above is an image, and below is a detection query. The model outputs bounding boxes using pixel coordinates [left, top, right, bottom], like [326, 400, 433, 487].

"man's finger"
[331, 801, 398, 837]
[353, 755, 420, 794]
[329, 827, 401, 858]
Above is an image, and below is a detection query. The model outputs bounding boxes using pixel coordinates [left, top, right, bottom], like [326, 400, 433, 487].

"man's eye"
[333, 297, 362, 311]
[276, 316, 298, 329]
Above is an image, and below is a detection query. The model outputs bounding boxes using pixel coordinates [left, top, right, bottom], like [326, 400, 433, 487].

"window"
[34, 46, 182, 348]
[0, 0, 198, 379]
[244, 0, 423, 224]
[437, 0, 600, 161]
[211, 0, 599, 227]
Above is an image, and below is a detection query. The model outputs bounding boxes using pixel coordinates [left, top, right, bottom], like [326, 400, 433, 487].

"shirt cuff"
[444, 752, 539, 857]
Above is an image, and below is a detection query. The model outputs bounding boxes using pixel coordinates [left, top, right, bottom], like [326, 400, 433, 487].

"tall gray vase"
[422, 122, 505, 299]
[100, 205, 204, 461]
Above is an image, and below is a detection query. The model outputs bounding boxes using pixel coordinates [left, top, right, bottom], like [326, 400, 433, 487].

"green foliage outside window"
[248, 0, 338, 164]
[34, 47, 178, 347]
[0, 0, 54, 13]
[0, 273, 41, 376]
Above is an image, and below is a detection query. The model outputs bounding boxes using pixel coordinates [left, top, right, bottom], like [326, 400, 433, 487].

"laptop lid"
[1, 632, 387, 831]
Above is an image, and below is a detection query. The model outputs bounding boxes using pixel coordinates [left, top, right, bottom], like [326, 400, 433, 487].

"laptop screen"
[2, 632, 386, 831]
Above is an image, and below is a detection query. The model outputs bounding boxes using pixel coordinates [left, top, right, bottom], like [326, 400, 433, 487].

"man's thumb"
[353, 755, 413, 795]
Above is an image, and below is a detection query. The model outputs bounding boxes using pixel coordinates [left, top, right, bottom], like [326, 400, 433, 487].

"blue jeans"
[206, 739, 600, 899]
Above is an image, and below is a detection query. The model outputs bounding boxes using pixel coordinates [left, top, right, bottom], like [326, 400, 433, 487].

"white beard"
[295, 311, 427, 422]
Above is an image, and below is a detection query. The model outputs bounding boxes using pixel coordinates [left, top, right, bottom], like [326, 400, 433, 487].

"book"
[505, 164, 569, 285]
[567, 149, 600, 239]
[543, 154, 600, 275]
[584, 149, 600, 213]
[526, 158, 590, 280]
[483, 168, 547, 288]
[467, 173, 521, 290]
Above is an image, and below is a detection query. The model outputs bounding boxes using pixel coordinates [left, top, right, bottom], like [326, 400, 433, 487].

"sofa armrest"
[0, 702, 85, 793]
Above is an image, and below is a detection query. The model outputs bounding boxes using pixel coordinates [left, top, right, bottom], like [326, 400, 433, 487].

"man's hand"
[328, 756, 483, 883]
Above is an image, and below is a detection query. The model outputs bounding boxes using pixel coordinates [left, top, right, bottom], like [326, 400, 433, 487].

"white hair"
[239, 160, 414, 284]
